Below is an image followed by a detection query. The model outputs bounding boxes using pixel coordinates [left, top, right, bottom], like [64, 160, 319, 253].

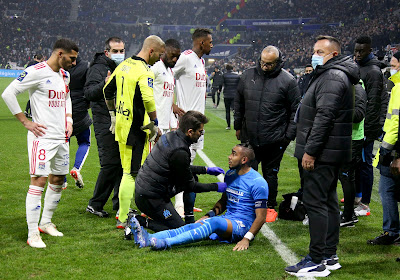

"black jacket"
[69, 57, 92, 136]
[354, 83, 367, 124]
[222, 70, 240, 99]
[234, 59, 301, 146]
[298, 73, 312, 97]
[358, 57, 384, 140]
[294, 55, 360, 163]
[135, 130, 218, 199]
[84, 53, 117, 125]
[211, 71, 224, 88]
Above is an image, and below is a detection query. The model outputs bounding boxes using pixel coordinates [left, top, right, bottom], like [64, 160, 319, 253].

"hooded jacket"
[234, 59, 301, 147]
[358, 56, 384, 141]
[294, 55, 360, 163]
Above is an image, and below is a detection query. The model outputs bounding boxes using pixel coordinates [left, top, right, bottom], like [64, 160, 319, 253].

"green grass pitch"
[0, 77, 399, 279]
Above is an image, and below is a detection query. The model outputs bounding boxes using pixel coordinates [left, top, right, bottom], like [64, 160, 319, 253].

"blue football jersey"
[222, 169, 269, 227]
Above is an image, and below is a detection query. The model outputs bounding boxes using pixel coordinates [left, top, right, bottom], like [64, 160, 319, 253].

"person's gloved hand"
[109, 111, 116, 134]
[217, 182, 227, 193]
[207, 167, 225, 176]
[141, 121, 159, 142]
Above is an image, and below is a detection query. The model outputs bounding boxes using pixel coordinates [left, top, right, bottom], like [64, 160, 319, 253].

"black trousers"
[338, 139, 363, 220]
[253, 141, 288, 208]
[224, 98, 234, 128]
[135, 193, 185, 232]
[211, 87, 221, 106]
[303, 163, 340, 264]
[89, 126, 122, 211]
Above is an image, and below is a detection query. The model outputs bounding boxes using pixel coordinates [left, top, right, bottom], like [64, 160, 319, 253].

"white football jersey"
[4, 62, 71, 142]
[173, 50, 207, 113]
[151, 60, 177, 130]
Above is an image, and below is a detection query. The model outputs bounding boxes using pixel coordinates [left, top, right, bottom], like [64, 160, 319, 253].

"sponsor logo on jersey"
[163, 209, 172, 219]
[46, 79, 52, 84]
[17, 71, 28, 82]
[38, 162, 45, 170]
[194, 64, 197, 68]
[148, 77, 153, 88]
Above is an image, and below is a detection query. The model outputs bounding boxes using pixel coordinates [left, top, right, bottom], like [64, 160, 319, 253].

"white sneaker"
[27, 232, 46, 248]
[175, 205, 184, 218]
[70, 167, 84, 188]
[39, 222, 64, 237]
[354, 203, 370, 216]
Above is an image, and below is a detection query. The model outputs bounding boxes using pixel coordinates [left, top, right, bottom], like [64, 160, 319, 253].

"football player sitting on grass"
[128, 143, 268, 251]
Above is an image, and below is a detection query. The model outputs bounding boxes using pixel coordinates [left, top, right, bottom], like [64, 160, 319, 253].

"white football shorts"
[28, 133, 69, 177]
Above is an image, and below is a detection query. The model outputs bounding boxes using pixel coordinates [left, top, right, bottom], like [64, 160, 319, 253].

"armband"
[205, 210, 216, 217]
[66, 117, 73, 124]
[244, 232, 254, 241]
[254, 199, 267, 209]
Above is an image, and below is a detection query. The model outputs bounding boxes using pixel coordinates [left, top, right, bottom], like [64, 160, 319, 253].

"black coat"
[358, 57, 384, 141]
[211, 71, 224, 88]
[294, 55, 360, 163]
[234, 59, 301, 146]
[69, 57, 92, 136]
[84, 53, 119, 165]
[136, 130, 217, 199]
[222, 70, 240, 99]
[84, 53, 117, 125]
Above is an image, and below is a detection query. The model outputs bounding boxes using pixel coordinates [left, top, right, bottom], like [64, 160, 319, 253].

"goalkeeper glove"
[109, 111, 116, 134]
[141, 120, 159, 142]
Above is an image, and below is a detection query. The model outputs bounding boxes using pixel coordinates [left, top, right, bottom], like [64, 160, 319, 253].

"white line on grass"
[197, 150, 315, 279]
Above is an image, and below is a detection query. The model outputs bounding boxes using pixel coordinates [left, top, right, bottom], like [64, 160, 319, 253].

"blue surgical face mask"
[111, 53, 125, 65]
[311, 54, 324, 69]
[390, 69, 398, 76]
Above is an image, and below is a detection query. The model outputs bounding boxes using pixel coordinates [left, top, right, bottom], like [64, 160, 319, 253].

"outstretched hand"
[207, 167, 225, 176]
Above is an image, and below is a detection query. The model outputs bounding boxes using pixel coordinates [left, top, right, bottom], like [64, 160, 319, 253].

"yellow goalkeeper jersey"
[104, 56, 156, 145]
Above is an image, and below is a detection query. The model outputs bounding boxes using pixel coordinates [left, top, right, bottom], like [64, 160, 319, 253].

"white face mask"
[111, 53, 125, 65]
[390, 69, 398, 76]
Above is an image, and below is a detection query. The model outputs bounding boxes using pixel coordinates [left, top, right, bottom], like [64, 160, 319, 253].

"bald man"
[104, 35, 165, 228]
[234, 45, 300, 221]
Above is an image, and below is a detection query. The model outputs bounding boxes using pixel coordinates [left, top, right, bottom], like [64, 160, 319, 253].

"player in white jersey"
[2, 39, 78, 248]
[172, 29, 213, 223]
[151, 39, 182, 134]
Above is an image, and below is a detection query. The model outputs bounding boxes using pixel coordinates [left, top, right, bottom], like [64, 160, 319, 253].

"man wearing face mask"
[234, 45, 301, 222]
[368, 52, 400, 245]
[150, 39, 183, 135]
[286, 35, 359, 277]
[84, 37, 125, 219]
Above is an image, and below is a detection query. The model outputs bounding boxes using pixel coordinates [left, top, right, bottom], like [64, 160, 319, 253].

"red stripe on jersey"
[183, 50, 193, 55]
[30, 140, 39, 175]
[34, 62, 46, 70]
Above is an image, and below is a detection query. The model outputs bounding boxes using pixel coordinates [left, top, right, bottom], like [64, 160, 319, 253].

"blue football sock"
[164, 217, 228, 247]
[151, 223, 202, 240]
[74, 128, 91, 169]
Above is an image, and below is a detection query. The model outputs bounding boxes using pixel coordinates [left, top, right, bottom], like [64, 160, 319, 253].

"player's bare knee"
[48, 174, 65, 185]
[30, 176, 48, 188]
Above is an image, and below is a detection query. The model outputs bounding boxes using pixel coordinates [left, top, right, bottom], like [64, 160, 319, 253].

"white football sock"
[26, 185, 44, 236]
[175, 192, 184, 208]
[40, 183, 63, 225]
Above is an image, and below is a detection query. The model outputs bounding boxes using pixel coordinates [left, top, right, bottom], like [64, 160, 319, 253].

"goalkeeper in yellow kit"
[104, 35, 165, 228]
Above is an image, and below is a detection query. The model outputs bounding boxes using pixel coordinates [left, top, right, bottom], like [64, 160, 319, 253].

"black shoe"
[367, 232, 400, 245]
[340, 214, 355, 228]
[86, 205, 109, 218]
[185, 215, 195, 224]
